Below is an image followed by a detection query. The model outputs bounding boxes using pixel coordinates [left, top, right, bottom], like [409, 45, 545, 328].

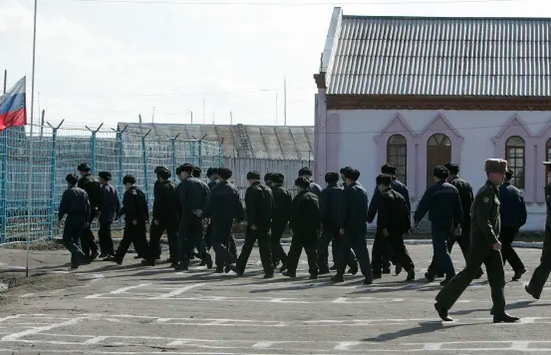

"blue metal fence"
[0, 123, 222, 244]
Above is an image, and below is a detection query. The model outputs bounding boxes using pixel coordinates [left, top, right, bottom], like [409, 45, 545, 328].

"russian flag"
[0, 76, 27, 132]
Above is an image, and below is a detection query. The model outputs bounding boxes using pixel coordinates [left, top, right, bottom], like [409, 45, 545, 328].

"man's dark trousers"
[63, 215, 87, 264]
[81, 213, 98, 257]
[148, 219, 178, 262]
[98, 221, 115, 256]
[387, 231, 414, 271]
[211, 220, 235, 267]
[371, 227, 389, 276]
[430, 221, 455, 278]
[436, 240, 506, 314]
[287, 231, 318, 276]
[271, 223, 288, 267]
[236, 227, 273, 274]
[115, 222, 148, 261]
[499, 226, 525, 273]
[178, 214, 208, 264]
[335, 228, 372, 278]
[527, 230, 551, 299]
[318, 229, 356, 271]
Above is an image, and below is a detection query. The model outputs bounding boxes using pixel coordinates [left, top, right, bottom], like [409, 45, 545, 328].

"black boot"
[434, 303, 452, 321]
[493, 313, 520, 323]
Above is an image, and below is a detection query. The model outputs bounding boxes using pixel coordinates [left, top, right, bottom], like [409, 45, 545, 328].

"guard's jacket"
[270, 184, 292, 228]
[338, 182, 369, 231]
[78, 174, 102, 212]
[153, 180, 180, 222]
[320, 183, 343, 231]
[376, 187, 411, 234]
[499, 181, 527, 229]
[289, 190, 321, 233]
[119, 187, 149, 223]
[178, 177, 210, 214]
[58, 186, 91, 221]
[244, 182, 274, 231]
[449, 176, 474, 228]
[207, 180, 218, 192]
[367, 178, 410, 223]
[471, 180, 501, 246]
[99, 184, 120, 223]
[414, 181, 463, 227]
[203, 181, 243, 223]
[308, 181, 322, 198]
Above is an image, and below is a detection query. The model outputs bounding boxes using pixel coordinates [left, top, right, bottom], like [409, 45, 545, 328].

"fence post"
[0, 130, 8, 243]
[198, 140, 203, 168]
[46, 120, 64, 240]
[141, 129, 152, 205]
[170, 133, 180, 177]
[218, 142, 222, 167]
[86, 123, 104, 174]
[112, 125, 128, 228]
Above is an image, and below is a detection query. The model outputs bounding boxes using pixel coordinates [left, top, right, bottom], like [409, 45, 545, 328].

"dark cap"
[218, 167, 232, 180]
[433, 166, 449, 179]
[264, 172, 275, 182]
[376, 174, 392, 185]
[381, 164, 397, 175]
[122, 175, 136, 185]
[206, 167, 218, 177]
[247, 170, 261, 180]
[154, 166, 164, 174]
[179, 163, 193, 173]
[157, 167, 172, 180]
[192, 166, 201, 178]
[66, 174, 79, 185]
[298, 167, 312, 177]
[295, 176, 311, 189]
[344, 169, 360, 181]
[325, 172, 339, 184]
[505, 169, 514, 180]
[339, 166, 352, 174]
[485, 158, 507, 174]
[77, 163, 91, 172]
[272, 173, 284, 185]
[444, 162, 460, 175]
[98, 171, 112, 181]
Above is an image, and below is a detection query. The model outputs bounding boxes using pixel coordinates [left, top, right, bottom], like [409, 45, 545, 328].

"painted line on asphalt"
[157, 283, 206, 298]
[0, 317, 86, 341]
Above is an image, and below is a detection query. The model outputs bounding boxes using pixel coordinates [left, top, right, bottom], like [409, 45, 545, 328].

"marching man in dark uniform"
[331, 168, 373, 284]
[435, 158, 519, 323]
[414, 166, 463, 285]
[499, 169, 527, 281]
[269, 173, 292, 272]
[145, 166, 179, 267]
[299, 167, 322, 198]
[204, 167, 220, 255]
[203, 167, 243, 273]
[107, 175, 149, 265]
[98, 171, 119, 260]
[371, 174, 415, 281]
[77, 163, 101, 261]
[525, 161, 551, 299]
[282, 177, 321, 279]
[57, 174, 90, 269]
[231, 170, 274, 278]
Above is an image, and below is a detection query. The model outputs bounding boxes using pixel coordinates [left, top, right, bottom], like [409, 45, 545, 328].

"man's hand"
[493, 241, 502, 251]
[382, 228, 389, 237]
[132, 220, 138, 226]
[339, 228, 345, 236]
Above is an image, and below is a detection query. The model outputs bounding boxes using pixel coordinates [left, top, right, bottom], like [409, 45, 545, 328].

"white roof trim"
[320, 7, 343, 88]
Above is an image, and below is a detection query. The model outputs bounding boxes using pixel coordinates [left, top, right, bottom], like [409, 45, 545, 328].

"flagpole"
[26, 0, 38, 278]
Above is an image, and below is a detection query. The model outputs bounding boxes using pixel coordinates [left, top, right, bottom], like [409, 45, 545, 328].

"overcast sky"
[0, 0, 547, 130]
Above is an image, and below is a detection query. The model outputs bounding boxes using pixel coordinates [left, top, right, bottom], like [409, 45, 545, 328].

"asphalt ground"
[1, 243, 551, 355]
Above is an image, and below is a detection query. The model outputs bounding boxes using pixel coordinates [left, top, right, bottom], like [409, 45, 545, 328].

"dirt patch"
[0, 271, 82, 305]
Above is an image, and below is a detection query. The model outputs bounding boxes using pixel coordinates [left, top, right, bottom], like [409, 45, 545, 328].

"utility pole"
[202, 99, 205, 123]
[138, 114, 143, 124]
[275, 92, 278, 124]
[230, 111, 233, 125]
[152, 106, 156, 123]
[283, 76, 287, 126]
[212, 111, 215, 125]
[190, 110, 193, 124]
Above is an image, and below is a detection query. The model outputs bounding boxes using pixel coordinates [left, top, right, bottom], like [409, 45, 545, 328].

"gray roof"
[117, 123, 314, 160]
[321, 8, 551, 97]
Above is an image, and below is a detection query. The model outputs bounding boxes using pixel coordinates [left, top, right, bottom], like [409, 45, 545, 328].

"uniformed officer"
[331, 168, 373, 284]
[525, 161, 551, 299]
[435, 158, 519, 323]
[98, 171, 120, 259]
[282, 177, 321, 279]
[371, 174, 415, 281]
[414, 166, 462, 285]
[57, 174, 89, 269]
[298, 167, 322, 198]
[264, 173, 275, 188]
[175, 163, 213, 270]
[107, 175, 149, 265]
[231, 170, 274, 278]
[269, 173, 292, 272]
[77, 163, 101, 261]
[144, 166, 179, 266]
[499, 169, 527, 281]
[204, 167, 220, 254]
[203, 167, 243, 273]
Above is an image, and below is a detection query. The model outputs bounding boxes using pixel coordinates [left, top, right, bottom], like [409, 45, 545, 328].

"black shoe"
[141, 260, 155, 266]
[525, 284, 539, 300]
[372, 274, 382, 280]
[205, 254, 213, 269]
[406, 269, 415, 281]
[440, 277, 453, 286]
[106, 255, 122, 265]
[364, 277, 373, 285]
[395, 264, 403, 275]
[348, 265, 358, 275]
[279, 264, 287, 273]
[282, 270, 296, 278]
[318, 267, 330, 275]
[475, 270, 484, 279]
[263, 273, 274, 279]
[174, 263, 188, 271]
[156, 256, 161, 260]
[70, 263, 79, 269]
[98, 253, 107, 258]
[214, 266, 224, 273]
[512, 269, 526, 281]
[199, 260, 207, 266]
[425, 272, 435, 282]
[329, 264, 337, 270]
[383, 268, 391, 274]
[493, 313, 520, 323]
[90, 251, 99, 261]
[434, 303, 452, 321]
[309, 274, 318, 280]
[331, 274, 344, 283]
[229, 265, 244, 277]
[224, 264, 231, 274]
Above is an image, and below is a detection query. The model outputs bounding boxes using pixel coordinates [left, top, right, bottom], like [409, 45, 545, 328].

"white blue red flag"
[0, 76, 27, 132]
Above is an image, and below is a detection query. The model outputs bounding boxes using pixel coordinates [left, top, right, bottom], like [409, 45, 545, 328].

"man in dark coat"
[203, 167, 220, 254]
[499, 169, 527, 281]
[435, 159, 519, 323]
[203, 167, 243, 273]
[331, 168, 373, 284]
[282, 177, 321, 279]
[269, 173, 292, 272]
[231, 170, 274, 278]
[77, 163, 101, 261]
[373, 174, 415, 281]
[414, 166, 463, 285]
[57, 174, 89, 269]
[144, 166, 179, 266]
[107, 175, 149, 265]
[298, 167, 322, 198]
[526, 161, 551, 300]
[98, 171, 119, 259]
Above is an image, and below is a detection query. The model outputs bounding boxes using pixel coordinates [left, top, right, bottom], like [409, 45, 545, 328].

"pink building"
[314, 8, 551, 230]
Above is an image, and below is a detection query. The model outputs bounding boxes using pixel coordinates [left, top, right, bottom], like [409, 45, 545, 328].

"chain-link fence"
[0, 123, 222, 245]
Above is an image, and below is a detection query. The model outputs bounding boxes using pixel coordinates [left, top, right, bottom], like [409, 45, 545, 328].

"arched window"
[505, 136, 525, 188]
[387, 134, 407, 184]
[426, 133, 451, 189]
